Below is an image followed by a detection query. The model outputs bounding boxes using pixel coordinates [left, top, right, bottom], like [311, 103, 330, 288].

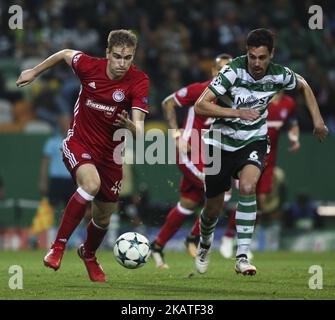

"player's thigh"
[75, 163, 101, 192]
[204, 150, 233, 199]
[234, 140, 268, 188]
[239, 164, 262, 192]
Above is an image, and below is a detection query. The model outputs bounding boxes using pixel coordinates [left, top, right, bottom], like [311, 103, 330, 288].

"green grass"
[0, 250, 334, 300]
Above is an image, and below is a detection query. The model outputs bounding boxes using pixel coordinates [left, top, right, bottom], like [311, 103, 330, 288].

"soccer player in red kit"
[220, 91, 300, 258]
[151, 54, 232, 269]
[16, 30, 149, 282]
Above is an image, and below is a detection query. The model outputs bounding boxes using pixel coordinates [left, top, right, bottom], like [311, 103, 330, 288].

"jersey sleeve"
[71, 52, 95, 79]
[208, 64, 237, 96]
[174, 83, 203, 107]
[131, 76, 150, 113]
[282, 67, 298, 91]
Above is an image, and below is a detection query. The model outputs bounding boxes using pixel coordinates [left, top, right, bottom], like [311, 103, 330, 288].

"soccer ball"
[113, 232, 151, 269]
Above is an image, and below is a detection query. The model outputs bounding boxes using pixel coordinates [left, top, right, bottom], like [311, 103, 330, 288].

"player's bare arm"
[162, 94, 190, 154]
[16, 49, 79, 87]
[162, 94, 179, 130]
[195, 88, 260, 121]
[296, 74, 328, 142]
[287, 124, 300, 152]
[114, 109, 145, 138]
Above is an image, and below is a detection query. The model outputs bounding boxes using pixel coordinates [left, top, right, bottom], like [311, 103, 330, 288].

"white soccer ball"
[113, 232, 151, 269]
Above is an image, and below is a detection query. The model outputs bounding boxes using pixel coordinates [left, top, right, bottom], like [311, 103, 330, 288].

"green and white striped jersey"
[204, 55, 297, 152]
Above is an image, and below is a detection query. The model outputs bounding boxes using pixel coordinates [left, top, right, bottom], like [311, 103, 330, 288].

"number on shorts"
[111, 180, 122, 194]
[249, 150, 258, 160]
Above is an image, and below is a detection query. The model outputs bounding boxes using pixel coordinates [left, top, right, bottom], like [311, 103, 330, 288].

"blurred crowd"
[0, 0, 335, 133]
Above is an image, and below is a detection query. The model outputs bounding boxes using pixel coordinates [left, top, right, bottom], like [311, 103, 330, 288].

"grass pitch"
[0, 250, 334, 300]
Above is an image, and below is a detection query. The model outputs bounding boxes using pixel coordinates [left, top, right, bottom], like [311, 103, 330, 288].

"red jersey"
[266, 94, 296, 165]
[68, 52, 149, 164]
[173, 80, 212, 184]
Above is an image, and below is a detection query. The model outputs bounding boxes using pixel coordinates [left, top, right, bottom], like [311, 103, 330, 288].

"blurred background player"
[151, 53, 232, 269]
[39, 116, 76, 212]
[16, 29, 149, 282]
[32, 115, 76, 248]
[220, 91, 300, 259]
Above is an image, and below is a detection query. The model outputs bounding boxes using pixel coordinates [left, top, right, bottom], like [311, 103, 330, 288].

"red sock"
[83, 219, 108, 256]
[55, 188, 93, 247]
[156, 204, 191, 247]
[191, 215, 200, 237]
[224, 207, 236, 238]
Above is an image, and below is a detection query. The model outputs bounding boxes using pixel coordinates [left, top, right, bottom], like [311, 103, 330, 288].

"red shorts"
[257, 164, 274, 194]
[179, 175, 204, 203]
[62, 138, 122, 202]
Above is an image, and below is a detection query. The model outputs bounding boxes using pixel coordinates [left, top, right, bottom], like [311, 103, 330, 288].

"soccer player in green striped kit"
[194, 28, 328, 275]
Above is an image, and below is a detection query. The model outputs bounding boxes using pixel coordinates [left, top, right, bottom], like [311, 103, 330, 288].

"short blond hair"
[107, 29, 137, 50]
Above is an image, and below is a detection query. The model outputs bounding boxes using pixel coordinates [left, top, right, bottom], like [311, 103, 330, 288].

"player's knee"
[81, 179, 101, 196]
[204, 201, 222, 218]
[239, 182, 257, 195]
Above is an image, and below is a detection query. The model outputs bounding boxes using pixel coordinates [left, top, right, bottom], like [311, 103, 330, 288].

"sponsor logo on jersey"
[86, 99, 117, 117]
[112, 90, 125, 102]
[81, 153, 92, 159]
[236, 95, 270, 108]
[88, 81, 96, 89]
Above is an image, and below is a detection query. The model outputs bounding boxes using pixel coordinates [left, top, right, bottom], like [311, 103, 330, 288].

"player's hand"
[313, 123, 328, 142]
[16, 69, 37, 87]
[176, 136, 190, 154]
[288, 140, 300, 153]
[114, 110, 130, 128]
[238, 108, 260, 121]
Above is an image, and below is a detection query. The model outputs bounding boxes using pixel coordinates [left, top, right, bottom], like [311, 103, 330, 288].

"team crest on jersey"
[263, 81, 274, 91]
[112, 90, 125, 102]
